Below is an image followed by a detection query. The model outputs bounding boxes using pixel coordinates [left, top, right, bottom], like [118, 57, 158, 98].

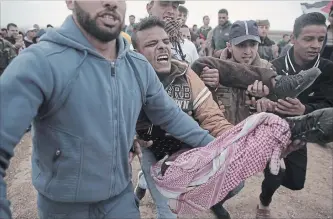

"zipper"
[110, 61, 118, 194]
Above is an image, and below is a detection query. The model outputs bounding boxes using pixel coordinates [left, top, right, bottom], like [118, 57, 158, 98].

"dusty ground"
[6, 133, 333, 219]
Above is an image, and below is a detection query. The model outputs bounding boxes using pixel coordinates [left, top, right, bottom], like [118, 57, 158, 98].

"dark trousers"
[260, 146, 308, 206]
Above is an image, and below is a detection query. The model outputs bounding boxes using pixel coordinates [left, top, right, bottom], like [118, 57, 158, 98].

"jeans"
[38, 182, 140, 219]
[139, 147, 177, 219]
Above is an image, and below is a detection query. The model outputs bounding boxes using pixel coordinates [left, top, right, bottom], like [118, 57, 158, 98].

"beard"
[74, 2, 123, 43]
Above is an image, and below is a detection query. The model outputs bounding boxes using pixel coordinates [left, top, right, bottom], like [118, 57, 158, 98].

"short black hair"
[129, 15, 135, 18]
[178, 5, 188, 15]
[293, 12, 326, 38]
[1, 28, 7, 32]
[7, 23, 17, 30]
[203, 15, 209, 21]
[283, 34, 289, 38]
[181, 24, 189, 28]
[218, 9, 228, 15]
[131, 16, 165, 49]
[47, 24, 53, 28]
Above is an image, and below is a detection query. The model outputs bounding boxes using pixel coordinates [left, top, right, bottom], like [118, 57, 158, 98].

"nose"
[101, 0, 117, 9]
[243, 45, 251, 54]
[311, 39, 322, 49]
[157, 41, 168, 51]
[164, 5, 176, 17]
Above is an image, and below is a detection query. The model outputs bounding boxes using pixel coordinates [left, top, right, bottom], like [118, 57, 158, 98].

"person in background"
[24, 27, 37, 48]
[33, 24, 40, 31]
[256, 19, 277, 61]
[32, 29, 46, 44]
[180, 24, 191, 40]
[192, 24, 198, 33]
[177, 5, 188, 26]
[46, 24, 54, 28]
[5, 23, 25, 54]
[198, 15, 212, 40]
[0, 32, 16, 76]
[322, 5, 333, 61]
[277, 34, 290, 55]
[121, 31, 132, 45]
[211, 8, 232, 58]
[125, 15, 136, 37]
[5, 23, 19, 45]
[1, 28, 8, 38]
[191, 31, 207, 57]
[255, 12, 333, 219]
[146, 1, 199, 64]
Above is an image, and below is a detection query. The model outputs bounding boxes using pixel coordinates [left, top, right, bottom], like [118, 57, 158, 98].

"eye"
[163, 39, 170, 45]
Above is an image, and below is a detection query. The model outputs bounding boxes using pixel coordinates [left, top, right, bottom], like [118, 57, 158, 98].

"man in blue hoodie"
[0, 1, 214, 219]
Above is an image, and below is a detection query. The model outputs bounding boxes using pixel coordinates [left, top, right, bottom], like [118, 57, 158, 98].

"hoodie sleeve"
[0, 48, 53, 218]
[142, 63, 214, 148]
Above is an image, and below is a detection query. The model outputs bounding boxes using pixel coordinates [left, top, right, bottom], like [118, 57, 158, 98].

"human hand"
[200, 66, 219, 88]
[246, 97, 277, 113]
[275, 97, 305, 116]
[246, 80, 270, 98]
[129, 137, 153, 163]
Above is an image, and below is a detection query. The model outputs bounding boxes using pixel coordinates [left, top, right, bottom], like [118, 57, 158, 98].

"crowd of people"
[0, 1, 333, 219]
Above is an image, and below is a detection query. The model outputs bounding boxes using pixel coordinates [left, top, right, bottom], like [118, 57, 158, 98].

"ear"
[227, 42, 232, 53]
[146, 2, 153, 15]
[290, 33, 296, 44]
[65, 0, 74, 10]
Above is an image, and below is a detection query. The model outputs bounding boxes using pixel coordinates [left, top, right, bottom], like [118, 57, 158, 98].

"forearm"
[304, 100, 333, 114]
[191, 57, 276, 91]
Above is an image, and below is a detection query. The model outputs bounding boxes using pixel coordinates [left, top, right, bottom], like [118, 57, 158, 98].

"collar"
[284, 47, 320, 75]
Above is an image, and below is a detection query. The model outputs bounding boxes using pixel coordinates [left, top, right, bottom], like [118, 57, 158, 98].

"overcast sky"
[1, 1, 314, 31]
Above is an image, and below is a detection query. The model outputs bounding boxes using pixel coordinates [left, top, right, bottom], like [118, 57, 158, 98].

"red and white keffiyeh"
[151, 112, 295, 216]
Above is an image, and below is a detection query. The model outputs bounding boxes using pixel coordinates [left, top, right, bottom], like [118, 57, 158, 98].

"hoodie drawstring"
[40, 50, 88, 120]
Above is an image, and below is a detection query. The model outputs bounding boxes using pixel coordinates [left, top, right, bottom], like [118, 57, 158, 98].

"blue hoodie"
[0, 16, 213, 204]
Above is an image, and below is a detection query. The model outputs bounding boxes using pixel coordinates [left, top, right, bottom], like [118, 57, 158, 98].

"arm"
[0, 49, 53, 218]
[187, 69, 233, 137]
[142, 64, 214, 148]
[304, 63, 333, 113]
[191, 57, 276, 91]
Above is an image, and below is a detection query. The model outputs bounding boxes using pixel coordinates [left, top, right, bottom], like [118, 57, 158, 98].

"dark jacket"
[0, 38, 16, 76]
[258, 36, 275, 61]
[212, 21, 232, 56]
[271, 47, 333, 114]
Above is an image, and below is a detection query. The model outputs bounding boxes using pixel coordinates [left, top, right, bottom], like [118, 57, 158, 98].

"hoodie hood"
[40, 15, 130, 59]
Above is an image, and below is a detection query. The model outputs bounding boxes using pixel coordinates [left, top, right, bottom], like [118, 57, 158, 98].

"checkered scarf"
[151, 113, 298, 216]
[164, 18, 186, 61]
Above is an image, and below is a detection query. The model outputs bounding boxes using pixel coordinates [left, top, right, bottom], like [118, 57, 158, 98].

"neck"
[293, 50, 309, 67]
[73, 17, 117, 60]
[203, 24, 209, 27]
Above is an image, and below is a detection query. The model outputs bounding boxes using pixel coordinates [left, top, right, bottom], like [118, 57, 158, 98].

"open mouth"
[99, 13, 118, 26]
[157, 54, 169, 63]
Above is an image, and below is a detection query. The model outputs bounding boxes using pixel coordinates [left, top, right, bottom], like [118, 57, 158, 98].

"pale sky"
[1, 0, 315, 31]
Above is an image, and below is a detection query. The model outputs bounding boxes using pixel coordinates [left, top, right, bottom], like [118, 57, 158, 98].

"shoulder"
[271, 56, 285, 73]
[259, 58, 272, 68]
[126, 50, 150, 63]
[319, 58, 333, 75]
